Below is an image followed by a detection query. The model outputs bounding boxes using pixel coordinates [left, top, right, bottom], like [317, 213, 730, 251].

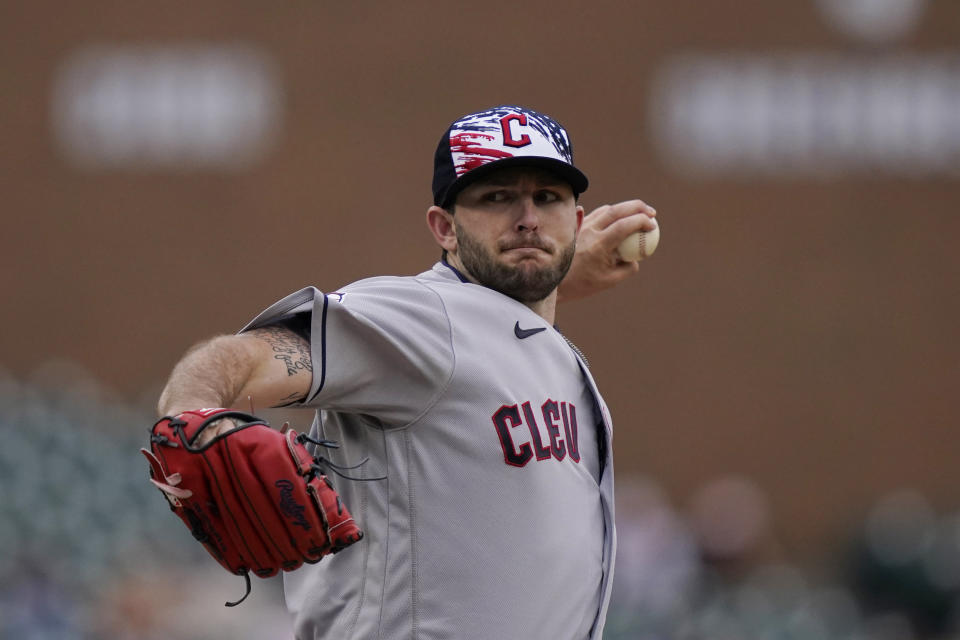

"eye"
[533, 190, 561, 204]
[483, 190, 510, 203]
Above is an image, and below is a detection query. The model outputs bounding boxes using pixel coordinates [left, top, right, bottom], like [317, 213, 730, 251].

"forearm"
[157, 335, 260, 416]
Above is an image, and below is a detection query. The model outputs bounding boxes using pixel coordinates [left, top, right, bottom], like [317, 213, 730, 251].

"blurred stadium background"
[2, 1, 958, 638]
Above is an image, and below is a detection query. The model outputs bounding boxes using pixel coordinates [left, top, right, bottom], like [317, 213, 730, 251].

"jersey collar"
[439, 255, 471, 283]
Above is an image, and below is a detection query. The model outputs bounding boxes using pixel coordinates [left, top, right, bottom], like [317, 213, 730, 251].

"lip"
[502, 246, 550, 257]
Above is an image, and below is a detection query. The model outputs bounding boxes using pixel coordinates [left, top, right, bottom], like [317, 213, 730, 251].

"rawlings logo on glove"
[141, 409, 363, 605]
[276, 479, 313, 530]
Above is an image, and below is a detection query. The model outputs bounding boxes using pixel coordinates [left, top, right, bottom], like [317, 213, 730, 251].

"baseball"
[616, 220, 660, 261]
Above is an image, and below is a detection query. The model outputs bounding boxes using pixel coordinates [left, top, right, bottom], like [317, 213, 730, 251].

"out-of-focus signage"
[51, 44, 282, 171]
[651, 0, 958, 178]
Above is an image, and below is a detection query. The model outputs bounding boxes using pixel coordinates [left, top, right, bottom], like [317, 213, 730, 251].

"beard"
[454, 222, 576, 303]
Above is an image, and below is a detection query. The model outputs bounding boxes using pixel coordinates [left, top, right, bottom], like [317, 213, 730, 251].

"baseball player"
[156, 105, 657, 639]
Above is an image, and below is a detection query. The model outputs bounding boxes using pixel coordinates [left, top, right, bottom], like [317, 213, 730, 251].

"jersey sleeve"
[240, 278, 454, 425]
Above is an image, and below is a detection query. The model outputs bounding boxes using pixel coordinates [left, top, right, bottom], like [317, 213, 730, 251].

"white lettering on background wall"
[651, 53, 960, 178]
[51, 44, 282, 170]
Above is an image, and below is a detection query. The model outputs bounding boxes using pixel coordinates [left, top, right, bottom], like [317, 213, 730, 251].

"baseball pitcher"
[148, 105, 658, 639]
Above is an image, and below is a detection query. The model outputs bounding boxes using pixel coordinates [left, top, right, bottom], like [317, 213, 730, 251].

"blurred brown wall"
[3, 0, 958, 563]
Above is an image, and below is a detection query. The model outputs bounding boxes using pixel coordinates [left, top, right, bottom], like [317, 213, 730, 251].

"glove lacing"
[296, 433, 386, 482]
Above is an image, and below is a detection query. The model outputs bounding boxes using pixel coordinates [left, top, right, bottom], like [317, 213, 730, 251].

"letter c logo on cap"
[500, 113, 532, 148]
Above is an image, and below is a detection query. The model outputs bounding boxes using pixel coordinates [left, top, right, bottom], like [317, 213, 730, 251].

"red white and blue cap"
[432, 105, 589, 207]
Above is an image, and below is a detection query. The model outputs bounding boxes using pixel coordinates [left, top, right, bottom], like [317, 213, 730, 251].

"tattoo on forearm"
[271, 390, 305, 408]
[254, 326, 313, 377]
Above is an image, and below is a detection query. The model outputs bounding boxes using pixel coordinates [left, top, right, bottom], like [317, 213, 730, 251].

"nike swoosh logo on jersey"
[514, 322, 546, 339]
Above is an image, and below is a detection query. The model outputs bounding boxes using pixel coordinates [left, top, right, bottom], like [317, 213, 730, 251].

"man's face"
[450, 166, 583, 303]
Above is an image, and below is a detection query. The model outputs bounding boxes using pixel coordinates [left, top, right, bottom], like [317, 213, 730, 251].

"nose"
[515, 196, 539, 232]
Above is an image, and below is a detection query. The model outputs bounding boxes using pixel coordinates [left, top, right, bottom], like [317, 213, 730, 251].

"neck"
[524, 292, 558, 325]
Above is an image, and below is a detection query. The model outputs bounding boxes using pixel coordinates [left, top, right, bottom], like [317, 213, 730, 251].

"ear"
[575, 205, 584, 233]
[426, 206, 458, 253]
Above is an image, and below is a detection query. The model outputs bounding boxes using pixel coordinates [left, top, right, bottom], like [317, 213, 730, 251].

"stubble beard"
[454, 222, 576, 303]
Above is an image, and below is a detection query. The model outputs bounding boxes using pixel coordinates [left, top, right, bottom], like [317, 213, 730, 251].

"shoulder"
[333, 273, 441, 307]
[338, 273, 425, 294]
[328, 273, 453, 328]
[338, 263, 457, 292]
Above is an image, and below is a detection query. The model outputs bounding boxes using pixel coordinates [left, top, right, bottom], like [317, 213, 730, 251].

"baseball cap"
[432, 105, 589, 207]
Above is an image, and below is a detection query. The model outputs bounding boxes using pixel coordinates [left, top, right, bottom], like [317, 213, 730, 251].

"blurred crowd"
[606, 478, 960, 640]
[1, 362, 957, 639]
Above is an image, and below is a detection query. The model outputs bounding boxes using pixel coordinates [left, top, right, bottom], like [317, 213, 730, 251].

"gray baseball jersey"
[241, 261, 617, 640]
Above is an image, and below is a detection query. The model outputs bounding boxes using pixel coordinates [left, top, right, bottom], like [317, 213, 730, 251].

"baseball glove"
[141, 408, 363, 605]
